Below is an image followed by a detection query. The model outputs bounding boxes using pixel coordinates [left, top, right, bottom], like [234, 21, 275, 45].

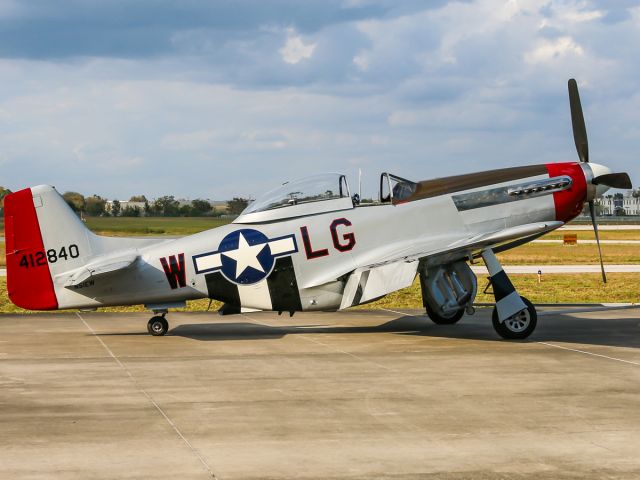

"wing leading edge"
[310, 221, 563, 295]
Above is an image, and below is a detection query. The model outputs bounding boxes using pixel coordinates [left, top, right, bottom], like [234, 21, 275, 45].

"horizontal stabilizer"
[62, 250, 139, 287]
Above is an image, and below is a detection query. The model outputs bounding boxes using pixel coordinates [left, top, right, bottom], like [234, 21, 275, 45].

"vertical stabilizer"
[5, 185, 164, 311]
[4, 187, 59, 309]
[4, 185, 103, 310]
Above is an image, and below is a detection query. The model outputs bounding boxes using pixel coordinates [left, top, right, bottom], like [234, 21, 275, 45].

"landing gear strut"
[482, 249, 538, 340]
[147, 313, 169, 336]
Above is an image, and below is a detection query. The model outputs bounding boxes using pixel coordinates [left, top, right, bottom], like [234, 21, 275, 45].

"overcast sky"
[1, 0, 638, 200]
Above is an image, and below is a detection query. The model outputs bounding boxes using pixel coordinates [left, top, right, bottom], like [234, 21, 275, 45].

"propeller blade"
[593, 172, 633, 189]
[588, 200, 607, 283]
[568, 78, 589, 163]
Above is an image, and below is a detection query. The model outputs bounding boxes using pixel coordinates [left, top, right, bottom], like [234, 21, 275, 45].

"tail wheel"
[492, 296, 537, 340]
[426, 303, 465, 325]
[147, 316, 169, 336]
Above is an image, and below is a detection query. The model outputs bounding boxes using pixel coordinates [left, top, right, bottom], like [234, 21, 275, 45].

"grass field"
[2, 214, 640, 239]
[83, 220, 640, 240]
[542, 229, 640, 241]
[1, 216, 639, 311]
[85, 216, 231, 235]
[364, 273, 640, 309]
[1, 274, 637, 314]
[2, 239, 637, 268]
[495, 243, 640, 265]
[3, 213, 640, 238]
[0, 216, 231, 237]
[1, 224, 639, 270]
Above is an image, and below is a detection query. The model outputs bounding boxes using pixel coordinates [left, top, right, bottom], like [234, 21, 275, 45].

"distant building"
[170, 198, 228, 213]
[596, 193, 640, 216]
[105, 200, 147, 216]
[210, 200, 229, 213]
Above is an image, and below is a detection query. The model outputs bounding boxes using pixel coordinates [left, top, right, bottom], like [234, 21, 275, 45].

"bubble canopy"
[235, 173, 354, 223]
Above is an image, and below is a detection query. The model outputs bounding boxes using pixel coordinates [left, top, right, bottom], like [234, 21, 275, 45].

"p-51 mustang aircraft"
[4, 80, 632, 339]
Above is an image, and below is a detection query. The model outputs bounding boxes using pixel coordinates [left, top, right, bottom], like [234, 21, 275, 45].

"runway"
[0, 224, 637, 242]
[470, 264, 640, 274]
[2, 264, 640, 278]
[534, 239, 640, 244]
[559, 225, 640, 230]
[1, 308, 639, 479]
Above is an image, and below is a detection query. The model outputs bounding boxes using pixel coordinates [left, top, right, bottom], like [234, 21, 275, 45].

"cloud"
[525, 36, 584, 64]
[279, 30, 317, 64]
[352, 51, 370, 71]
[0, 0, 431, 59]
[0, 0, 638, 200]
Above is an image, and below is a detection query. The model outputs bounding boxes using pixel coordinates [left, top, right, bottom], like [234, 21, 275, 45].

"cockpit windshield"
[241, 173, 351, 215]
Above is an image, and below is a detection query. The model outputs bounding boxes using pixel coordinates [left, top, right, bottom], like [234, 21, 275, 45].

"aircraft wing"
[306, 221, 563, 292]
[424, 220, 565, 262]
[364, 220, 564, 268]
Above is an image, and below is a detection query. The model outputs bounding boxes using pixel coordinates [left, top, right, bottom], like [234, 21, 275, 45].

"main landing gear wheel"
[492, 296, 537, 340]
[426, 303, 465, 325]
[147, 316, 169, 336]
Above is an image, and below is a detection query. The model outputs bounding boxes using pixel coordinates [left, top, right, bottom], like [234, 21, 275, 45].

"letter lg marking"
[299, 218, 356, 260]
[300, 226, 329, 259]
[160, 253, 187, 289]
[330, 218, 356, 252]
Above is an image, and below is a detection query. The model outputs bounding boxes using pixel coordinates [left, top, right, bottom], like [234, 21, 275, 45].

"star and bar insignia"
[192, 229, 298, 285]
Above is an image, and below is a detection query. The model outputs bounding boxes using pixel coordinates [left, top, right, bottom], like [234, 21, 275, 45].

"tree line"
[2, 185, 640, 219]
[0, 187, 250, 218]
[61, 192, 251, 217]
[0, 186, 11, 216]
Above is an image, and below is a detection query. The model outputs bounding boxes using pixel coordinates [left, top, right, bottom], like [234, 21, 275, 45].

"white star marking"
[222, 232, 267, 279]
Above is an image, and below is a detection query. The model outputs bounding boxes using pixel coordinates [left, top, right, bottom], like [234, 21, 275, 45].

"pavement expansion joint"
[537, 341, 640, 367]
[75, 312, 219, 480]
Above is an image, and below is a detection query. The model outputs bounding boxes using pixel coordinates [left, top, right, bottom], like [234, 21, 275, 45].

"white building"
[596, 193, 640, 216]
[105, 200, 147, 216]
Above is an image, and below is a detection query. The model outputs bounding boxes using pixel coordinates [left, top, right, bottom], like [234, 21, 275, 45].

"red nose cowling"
[545, 162, 587, 223]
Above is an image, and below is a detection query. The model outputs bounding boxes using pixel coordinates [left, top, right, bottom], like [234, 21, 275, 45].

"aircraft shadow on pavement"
[402, 314, 640, 349]
[168, 316, 424, 342]
[163, 312, 640, 349]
